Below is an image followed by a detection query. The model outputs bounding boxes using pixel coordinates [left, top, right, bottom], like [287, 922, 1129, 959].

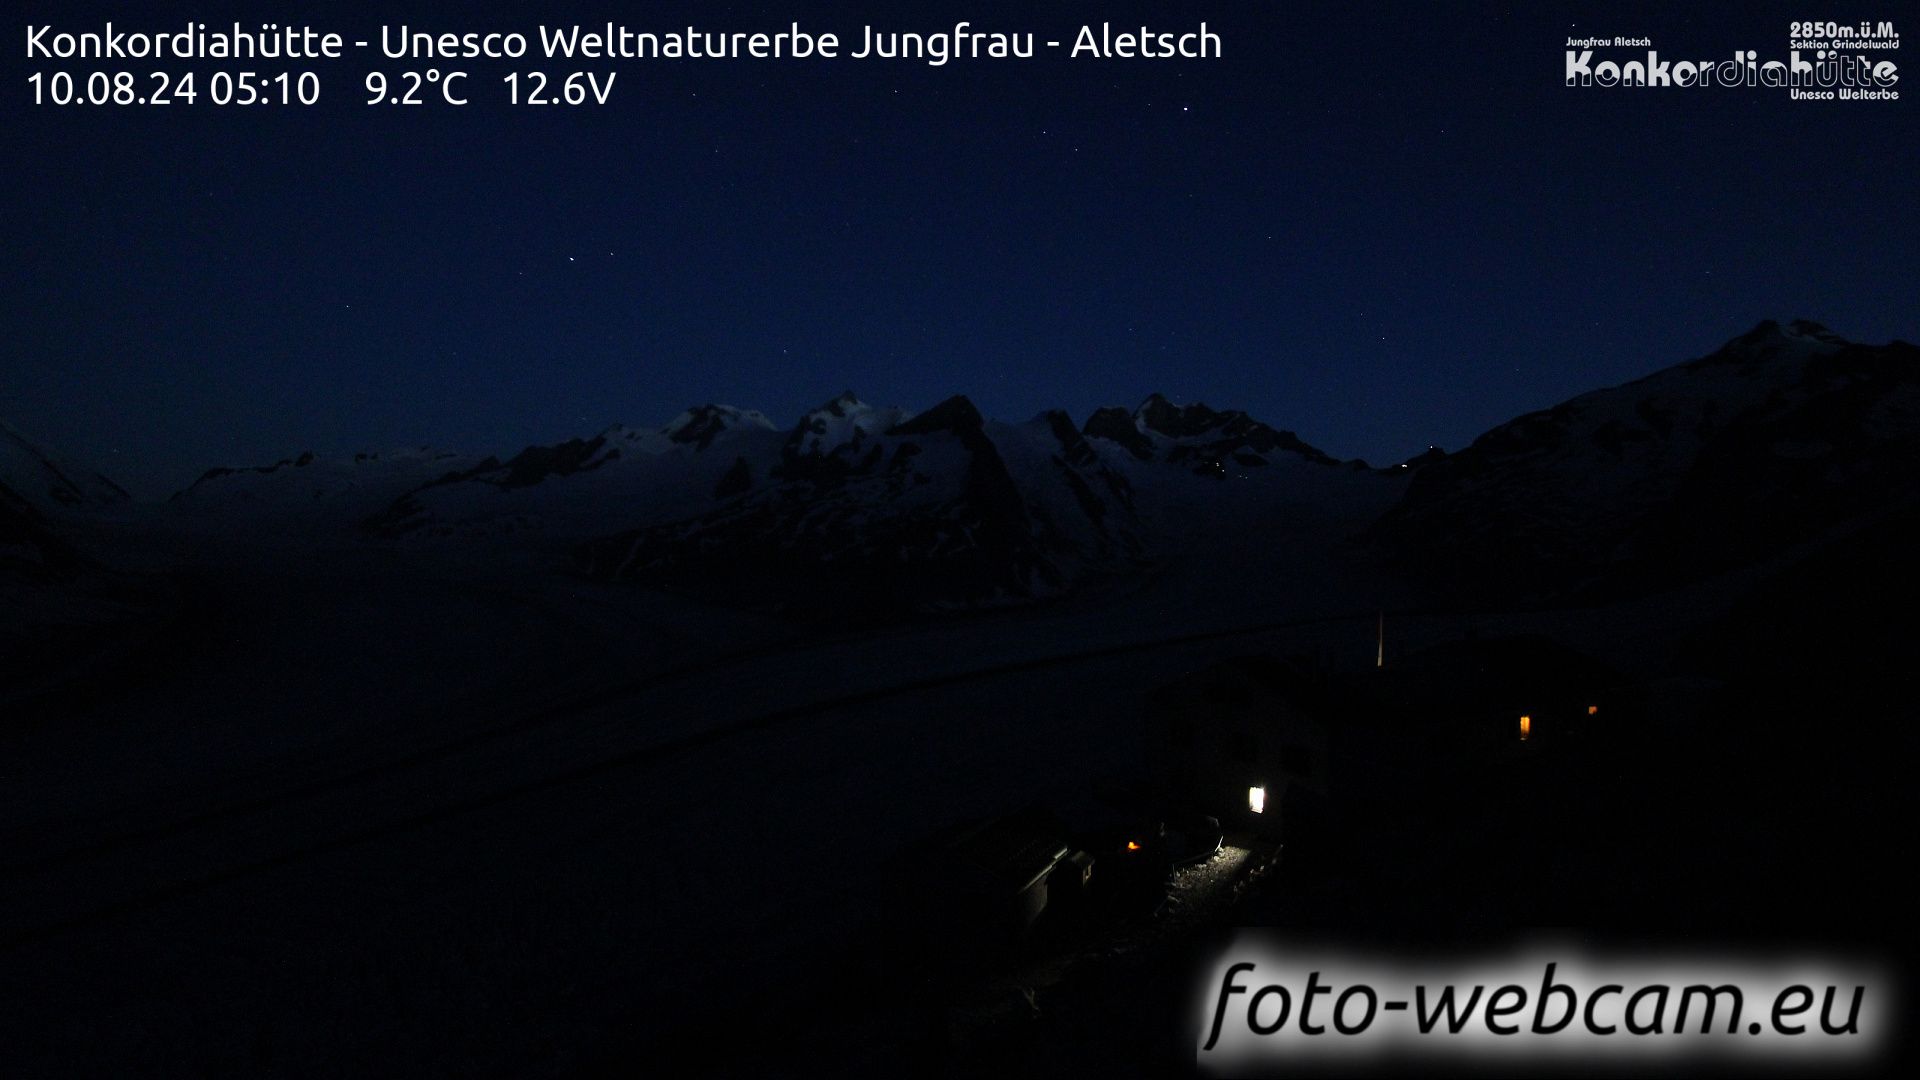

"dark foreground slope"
[1370, 320, 1920, 606]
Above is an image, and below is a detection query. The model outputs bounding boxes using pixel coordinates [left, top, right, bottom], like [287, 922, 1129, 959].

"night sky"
[4, 0, 1914, 497]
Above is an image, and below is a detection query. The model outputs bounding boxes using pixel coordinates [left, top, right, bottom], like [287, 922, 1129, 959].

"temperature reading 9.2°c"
[364, 70, 615, 106]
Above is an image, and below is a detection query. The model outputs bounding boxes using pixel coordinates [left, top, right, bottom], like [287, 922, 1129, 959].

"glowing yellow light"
[1125, 840, 1141, 851]
[1519, 715, 1531, 740]
[1248, 786, 1267, 814]
[1587, 704, 1599, 716]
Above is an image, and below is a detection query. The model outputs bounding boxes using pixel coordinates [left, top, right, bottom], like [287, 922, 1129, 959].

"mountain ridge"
[9, 318, 1912, 615]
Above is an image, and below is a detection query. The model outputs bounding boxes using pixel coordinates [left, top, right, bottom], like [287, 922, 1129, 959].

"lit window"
[1248, 785, 1267, 814]
[1587, 704, 1599, 716]
[1519, 715, 1531, 741]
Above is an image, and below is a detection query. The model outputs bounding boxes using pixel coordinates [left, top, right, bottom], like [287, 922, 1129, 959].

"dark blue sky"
[4, 1, 1914, 496]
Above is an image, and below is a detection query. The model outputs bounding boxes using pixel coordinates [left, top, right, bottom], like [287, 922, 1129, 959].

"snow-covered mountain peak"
[786, 392, 916, 458]
[582, 389, 1150, 614]
[1132, 392, 1217, 438]
[1080, 394, 1339, 472]
[659, 404, 776, 450]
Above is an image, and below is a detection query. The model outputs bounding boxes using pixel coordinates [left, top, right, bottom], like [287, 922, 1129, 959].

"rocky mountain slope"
[1369, 319, 1920, 603]
[578, 395, 1149, 612]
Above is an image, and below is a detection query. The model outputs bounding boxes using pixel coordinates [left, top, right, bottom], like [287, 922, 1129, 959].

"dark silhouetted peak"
[817, 391, 864, 417]
[889, 395, 984, 437]
[662, 404, 772, 450]
[1039, 410, 1099, 468]
[1083, 406, 1154, 459]
[492, 436, 611, 489]
[1133, 393, 1221, 438]
[1128, 394, 1339, 468]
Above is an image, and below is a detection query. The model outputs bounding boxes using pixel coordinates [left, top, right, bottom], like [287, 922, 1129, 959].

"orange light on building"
[1519, 715, 1531, 740]
[1587, 704, 1599, 716]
